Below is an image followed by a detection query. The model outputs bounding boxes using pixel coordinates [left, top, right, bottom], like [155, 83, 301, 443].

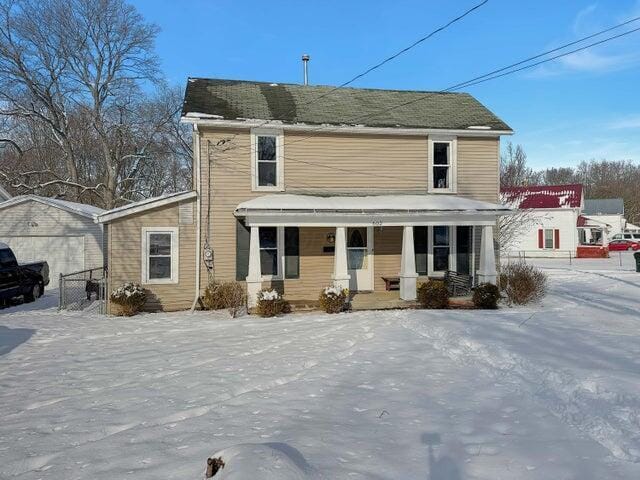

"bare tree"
[0, 0, 189, 207]
[500, 142, 542, 187]
[497, 192, 548, 255]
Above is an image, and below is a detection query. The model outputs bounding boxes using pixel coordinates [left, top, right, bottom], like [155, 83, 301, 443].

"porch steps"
[350, 291, 419, 311]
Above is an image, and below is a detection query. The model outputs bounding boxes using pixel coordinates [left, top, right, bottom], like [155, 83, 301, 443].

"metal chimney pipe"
[302, 54, 310, 85]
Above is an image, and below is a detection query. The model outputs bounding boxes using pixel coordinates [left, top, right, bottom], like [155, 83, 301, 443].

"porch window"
[259, 227, 279, 276]
[414, 226, 429, 275]
[433, 226, 450, 272]
[252, 129, 284, 191]
[141, 227, 179, 284]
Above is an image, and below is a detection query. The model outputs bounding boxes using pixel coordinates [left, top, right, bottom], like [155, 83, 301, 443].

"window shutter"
[284, 227, 300, 279]
[538, 229, 544, 249]
[554, 229, 560, 249]
[236, 219, 250, 281]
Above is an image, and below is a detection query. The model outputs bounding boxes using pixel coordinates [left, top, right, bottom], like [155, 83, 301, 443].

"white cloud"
[529, 2, 640, 77]
[606, 114, 640, 130]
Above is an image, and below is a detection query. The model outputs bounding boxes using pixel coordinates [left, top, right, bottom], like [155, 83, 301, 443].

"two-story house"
[97, 78, 512, 313]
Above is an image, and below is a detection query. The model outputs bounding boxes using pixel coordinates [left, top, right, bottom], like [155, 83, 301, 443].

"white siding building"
[0, 195, 105, 284]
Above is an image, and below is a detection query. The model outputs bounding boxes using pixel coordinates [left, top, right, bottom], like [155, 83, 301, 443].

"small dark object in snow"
[205, 456, 225, 477]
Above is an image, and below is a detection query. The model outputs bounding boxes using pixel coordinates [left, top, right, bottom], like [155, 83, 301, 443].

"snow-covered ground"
[1, 253, 640, 479]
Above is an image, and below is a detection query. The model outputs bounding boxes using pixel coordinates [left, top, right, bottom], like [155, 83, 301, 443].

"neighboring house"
[501, 184, 584, 258]
[583, 198, 626, 239]
[0, 195, 105, 283]
[98, 78, 513, 313]
[0, 184, 11, 202]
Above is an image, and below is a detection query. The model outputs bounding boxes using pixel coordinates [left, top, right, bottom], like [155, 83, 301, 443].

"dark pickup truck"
[0, 242, 49, 305]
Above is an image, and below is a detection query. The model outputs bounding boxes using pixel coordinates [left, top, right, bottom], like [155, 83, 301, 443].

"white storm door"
[347, 227, 373, 292]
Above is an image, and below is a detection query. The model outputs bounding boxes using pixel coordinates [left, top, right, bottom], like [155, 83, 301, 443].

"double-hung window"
[428, 137, 457, 193]
[142, 227, 179, 284]
[544, 229, 554, 249]
[259, 227, 279, 277]
[252, 129, 284, 191]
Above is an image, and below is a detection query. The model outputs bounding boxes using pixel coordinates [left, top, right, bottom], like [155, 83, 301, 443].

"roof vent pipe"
[302, 54, 310, 85]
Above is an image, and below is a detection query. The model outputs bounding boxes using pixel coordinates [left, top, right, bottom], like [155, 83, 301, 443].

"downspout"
[190, 123, 202, 313]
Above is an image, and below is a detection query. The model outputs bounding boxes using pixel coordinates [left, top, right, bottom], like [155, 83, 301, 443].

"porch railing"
[58, 267, 106, 314]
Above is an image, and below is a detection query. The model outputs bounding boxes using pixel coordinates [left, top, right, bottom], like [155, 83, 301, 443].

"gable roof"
[96, 190, 196, 223]
[500, 184, 584, 209]
[0, 195, 104, 219]
[583, 198, 625, 215]
[0, 184, 11, 201]
[182, 78, 512, 132]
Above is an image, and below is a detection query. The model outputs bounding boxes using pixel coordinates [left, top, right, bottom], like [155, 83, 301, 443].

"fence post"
[58, 273, 63, 311]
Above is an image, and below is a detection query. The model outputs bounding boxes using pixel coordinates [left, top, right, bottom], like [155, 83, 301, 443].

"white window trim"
[141, 227, 179, 285]
[251, 128, 284, 192]
[429, 225, 453, 275]
[428, 136, 457, 194]
[259, 226, 285, 281]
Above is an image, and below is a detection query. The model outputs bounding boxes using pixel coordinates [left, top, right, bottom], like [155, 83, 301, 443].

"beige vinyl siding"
[0, 200, 103, 271]
[106, 199, 196, 313]
[285, 132, 428, 192]
[457, 137, 500, 203]
[199, 127, 500, 302]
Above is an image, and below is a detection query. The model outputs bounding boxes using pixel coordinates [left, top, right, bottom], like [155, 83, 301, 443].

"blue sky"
[131, 0, 640, 169]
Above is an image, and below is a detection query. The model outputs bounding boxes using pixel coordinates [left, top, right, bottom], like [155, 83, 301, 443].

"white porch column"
[332, 227, 350, 290]
[246, 226, 262, 307]
[399, 225, 418, 300]
[477, 225, 498, 285]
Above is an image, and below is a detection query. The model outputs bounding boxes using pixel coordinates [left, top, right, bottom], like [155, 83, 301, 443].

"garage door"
[2, 236, 84, 287]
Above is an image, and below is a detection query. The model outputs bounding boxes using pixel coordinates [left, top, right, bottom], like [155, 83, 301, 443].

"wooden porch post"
[399, 225, 418, 300]
[246, 226, 262, 307]
[332, 226, 350, 290]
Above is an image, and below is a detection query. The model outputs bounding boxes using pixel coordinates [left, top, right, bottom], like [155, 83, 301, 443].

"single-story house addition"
[97, 77, 515, 313]
[0, 195, 105, 283]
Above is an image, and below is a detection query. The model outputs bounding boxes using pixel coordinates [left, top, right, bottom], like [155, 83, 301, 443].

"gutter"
[190, 124, 202, 313]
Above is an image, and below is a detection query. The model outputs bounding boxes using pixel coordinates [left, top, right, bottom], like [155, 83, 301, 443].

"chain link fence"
[58, 267, 106, 314]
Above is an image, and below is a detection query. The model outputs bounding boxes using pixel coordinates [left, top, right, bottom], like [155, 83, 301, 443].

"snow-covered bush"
[472, 283, 501, 309]
[256, 288, 290, 317]
[319, 285, 349, 314]
[110, 282, 146, 316]
[417, 280, 449, 309]
[500, 262, 547, 305]
[203, 281, 247, 317]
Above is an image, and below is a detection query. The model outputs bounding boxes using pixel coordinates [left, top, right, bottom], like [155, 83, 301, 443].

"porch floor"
[350, 291, 419, 311]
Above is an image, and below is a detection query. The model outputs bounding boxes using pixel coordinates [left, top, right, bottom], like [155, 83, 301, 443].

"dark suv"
[0, 243, 49, 306]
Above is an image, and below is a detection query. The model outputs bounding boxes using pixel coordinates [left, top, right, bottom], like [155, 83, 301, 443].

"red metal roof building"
[500, 184, 584, 209]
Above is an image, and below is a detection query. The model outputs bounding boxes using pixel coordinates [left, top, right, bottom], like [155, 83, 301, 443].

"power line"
[205, 18, 640, 186]
[214, 15, 640, 157]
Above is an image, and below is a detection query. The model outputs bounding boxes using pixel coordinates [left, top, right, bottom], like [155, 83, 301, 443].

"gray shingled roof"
[182, 78, 512, 131]
[584, 198, 625, 215]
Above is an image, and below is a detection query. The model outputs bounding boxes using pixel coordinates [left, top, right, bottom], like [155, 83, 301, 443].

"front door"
[347, 227, 373, 292]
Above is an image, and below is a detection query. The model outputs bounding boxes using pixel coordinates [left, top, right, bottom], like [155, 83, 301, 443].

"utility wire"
[205, 19, 640, 186]
[215, 15, 640, 157]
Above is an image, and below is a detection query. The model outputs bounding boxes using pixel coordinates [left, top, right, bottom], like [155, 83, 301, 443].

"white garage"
[0, 195, 105, 287]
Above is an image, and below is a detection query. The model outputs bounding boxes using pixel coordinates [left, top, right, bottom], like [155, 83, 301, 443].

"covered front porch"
[235, 194, 511, 308]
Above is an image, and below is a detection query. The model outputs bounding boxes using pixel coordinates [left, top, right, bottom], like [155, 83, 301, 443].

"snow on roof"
[0, 184, 11, 201]
[577, 215, 610, 228]
[236, 193, 510, 213]
[97, 190, 196, 223]
[500, 184, 583, 209]
[0, 195, 104, 218]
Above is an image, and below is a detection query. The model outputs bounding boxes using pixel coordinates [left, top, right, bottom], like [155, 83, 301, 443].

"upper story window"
[428, 136, 457, 193]
[251, 129, 284, 191]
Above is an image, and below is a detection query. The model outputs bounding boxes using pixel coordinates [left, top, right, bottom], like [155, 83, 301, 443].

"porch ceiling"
[235, 194, 512, 227]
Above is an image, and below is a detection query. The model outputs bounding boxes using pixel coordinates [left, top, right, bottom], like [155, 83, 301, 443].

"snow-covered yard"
[1, 254, 640, 479]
